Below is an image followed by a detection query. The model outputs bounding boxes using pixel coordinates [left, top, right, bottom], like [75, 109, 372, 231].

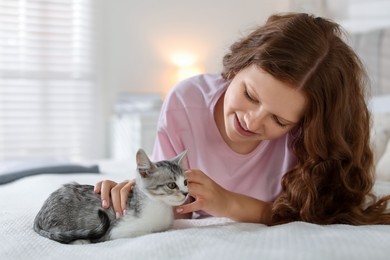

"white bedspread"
[1, 162, 390, 260]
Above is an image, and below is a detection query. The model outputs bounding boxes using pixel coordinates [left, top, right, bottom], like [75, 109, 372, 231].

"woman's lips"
[234, 114, 255, 137]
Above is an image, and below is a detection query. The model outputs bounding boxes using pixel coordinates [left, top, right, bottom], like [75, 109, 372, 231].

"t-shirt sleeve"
[152, 130, 176, 161]
[151, 86, 189, 168]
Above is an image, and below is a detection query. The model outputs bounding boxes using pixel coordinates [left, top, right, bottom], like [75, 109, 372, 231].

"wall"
[95, 0, 290, 158]
[340, 0, 390, 32]
[286, 0, 390, 32]
[99, 0, 291, 97]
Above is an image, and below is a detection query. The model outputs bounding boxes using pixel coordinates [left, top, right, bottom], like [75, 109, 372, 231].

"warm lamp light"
[170, 52, 204, 84]
[170, 53, 196, 67]
[176, 66, 204, 82]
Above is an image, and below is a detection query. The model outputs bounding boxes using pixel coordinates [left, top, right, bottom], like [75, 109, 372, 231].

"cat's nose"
[182, 191, 188, 197]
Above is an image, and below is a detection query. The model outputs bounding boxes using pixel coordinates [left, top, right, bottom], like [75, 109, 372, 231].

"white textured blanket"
[1, 163, 390, 260]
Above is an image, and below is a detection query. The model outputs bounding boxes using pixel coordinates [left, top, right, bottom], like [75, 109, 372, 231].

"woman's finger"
[111, 181, 130, 218]
[185, 169, 207, 183]
[94, 181, 103, 194]
[99, 180, 118, 208]
[176, 198, 204, 214]
[120, 179, 136, 213]
[187, 182, 203, 197]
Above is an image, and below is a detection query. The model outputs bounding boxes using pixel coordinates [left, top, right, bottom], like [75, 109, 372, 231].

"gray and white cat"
[33, 149, 188, 244]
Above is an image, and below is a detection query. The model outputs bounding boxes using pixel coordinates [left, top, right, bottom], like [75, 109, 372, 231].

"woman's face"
[218, 65, 306, 154]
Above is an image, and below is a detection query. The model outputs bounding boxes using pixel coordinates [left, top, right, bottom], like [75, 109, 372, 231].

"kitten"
[33, 149, 188, 244]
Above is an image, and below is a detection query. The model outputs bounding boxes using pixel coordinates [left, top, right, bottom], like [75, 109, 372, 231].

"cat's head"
[136, 149, 188, 206]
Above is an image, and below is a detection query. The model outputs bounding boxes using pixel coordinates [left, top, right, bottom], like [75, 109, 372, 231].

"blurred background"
[0, 0, 389, 162]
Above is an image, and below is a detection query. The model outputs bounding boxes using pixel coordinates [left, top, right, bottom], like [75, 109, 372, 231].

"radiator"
[110, 111, 160, 160]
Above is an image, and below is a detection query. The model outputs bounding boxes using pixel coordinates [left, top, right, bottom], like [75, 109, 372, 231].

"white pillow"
[376, 139, 390, 181]
[371, 112, 390, 163]
[370, 95, 390, 163]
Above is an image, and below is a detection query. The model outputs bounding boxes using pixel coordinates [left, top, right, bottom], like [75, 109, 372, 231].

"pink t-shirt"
[152, 74, 297, 204]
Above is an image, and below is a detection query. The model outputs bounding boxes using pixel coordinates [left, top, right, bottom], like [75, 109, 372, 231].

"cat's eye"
[166, 182, 177, 189]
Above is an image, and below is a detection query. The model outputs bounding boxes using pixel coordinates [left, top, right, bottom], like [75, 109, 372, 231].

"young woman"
[95, 13, 390, 225]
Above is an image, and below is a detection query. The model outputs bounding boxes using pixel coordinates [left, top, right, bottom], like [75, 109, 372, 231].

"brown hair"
[222, 13, 390, 225]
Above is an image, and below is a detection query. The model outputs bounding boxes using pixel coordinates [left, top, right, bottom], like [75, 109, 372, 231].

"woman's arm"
[226, 191, 273, 224]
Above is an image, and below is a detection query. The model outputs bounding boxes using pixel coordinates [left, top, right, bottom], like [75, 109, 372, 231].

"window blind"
[0, 0, 96, 161]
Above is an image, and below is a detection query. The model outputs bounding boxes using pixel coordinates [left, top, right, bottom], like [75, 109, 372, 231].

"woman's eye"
[243, 89, 257, 103]
[272, 115, 287, 128]
[166, 182, 177, 189]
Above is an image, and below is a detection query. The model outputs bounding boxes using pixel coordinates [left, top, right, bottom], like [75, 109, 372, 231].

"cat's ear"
[171, 149, 188, 168]
[136, 149, 157, 178]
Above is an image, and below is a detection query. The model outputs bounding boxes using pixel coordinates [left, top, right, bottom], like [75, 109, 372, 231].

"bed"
[0, 167, 390, 260]
[1, 163, 390, 260]
[1, 28, 390, 260]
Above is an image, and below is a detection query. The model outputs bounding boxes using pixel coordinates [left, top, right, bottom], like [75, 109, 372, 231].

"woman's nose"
[244, 109, 267, 132]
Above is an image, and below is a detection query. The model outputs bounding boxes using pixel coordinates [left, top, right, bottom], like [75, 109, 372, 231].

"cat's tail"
[33, 209, 110, 244]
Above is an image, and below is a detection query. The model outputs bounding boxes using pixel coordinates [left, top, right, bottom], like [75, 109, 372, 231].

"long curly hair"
[222, 12, 390, 225]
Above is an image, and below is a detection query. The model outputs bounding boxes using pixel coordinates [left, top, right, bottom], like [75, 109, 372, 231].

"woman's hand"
[176, 169, 231, 217]
[94, 179, 135, 218]
[177, 169, 273, 224]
